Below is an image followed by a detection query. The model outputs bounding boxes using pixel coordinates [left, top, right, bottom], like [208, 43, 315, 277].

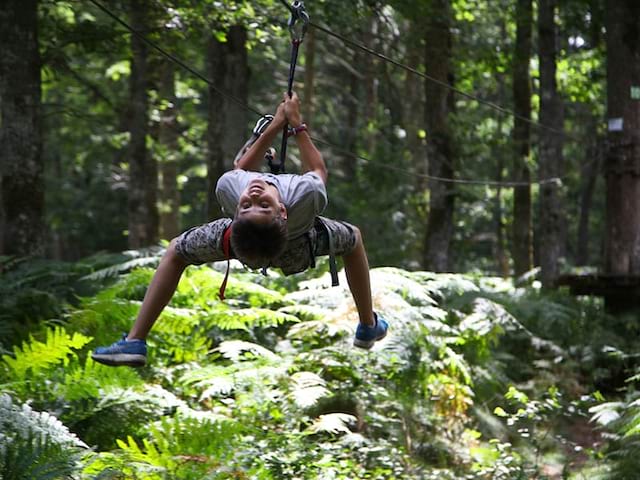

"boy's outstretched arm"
[234, 100, 287, 171]
[285, 92, 328, 184]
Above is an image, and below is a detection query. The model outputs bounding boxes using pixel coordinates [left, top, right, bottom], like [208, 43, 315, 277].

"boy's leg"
[308, 218, 388, 349]
[342, 227, 375, 327]
[93, 219, 232, 366]
[127, 240, 188, 340]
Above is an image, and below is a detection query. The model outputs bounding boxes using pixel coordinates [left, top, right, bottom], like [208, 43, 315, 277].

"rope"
[307, 20, 575, 142]
[86, 0, 574, 188]
[87, 0, 262, 117]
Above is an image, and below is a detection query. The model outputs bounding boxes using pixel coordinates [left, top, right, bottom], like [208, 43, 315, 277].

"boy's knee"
[165, 238, 188, 268]
[346, 225, 363, 254]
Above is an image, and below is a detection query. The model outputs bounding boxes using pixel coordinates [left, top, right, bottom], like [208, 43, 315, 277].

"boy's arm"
[292, 129, 328, 185]
[234, 101, 287, 171]
[285, 92, 328, 184]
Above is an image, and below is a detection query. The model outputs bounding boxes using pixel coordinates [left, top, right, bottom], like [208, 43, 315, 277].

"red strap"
[218, 226, 233, 301]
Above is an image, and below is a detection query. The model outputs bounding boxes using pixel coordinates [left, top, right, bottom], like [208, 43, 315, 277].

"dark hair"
[230, 215, 288, 268]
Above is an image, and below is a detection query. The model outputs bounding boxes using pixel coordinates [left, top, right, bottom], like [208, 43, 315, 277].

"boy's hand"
[283, 91, 302, 127]
[273, 99, 287, 129]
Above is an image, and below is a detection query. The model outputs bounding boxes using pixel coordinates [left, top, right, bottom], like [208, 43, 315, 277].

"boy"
[92, 92, 388, 367]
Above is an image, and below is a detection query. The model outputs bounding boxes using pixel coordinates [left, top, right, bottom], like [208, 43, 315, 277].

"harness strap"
[327, 227, 339, 287]
[315, 218, 339, 287]
[218, 226, 233, 301]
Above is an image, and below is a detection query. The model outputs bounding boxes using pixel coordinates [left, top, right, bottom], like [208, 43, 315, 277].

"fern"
[2, 326, 92, 379]
[80, 247, 164, 282]
[289, 371, 331, 409]
[305, 413, 356, 435]
[0, 393, 89, 479]
[204, 307, 299, 331]
[113, 413, 246, 478]
[174, 266, 291, 310]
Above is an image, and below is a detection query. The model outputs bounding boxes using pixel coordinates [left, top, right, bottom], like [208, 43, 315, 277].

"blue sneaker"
[91, 334, 147, 367]
[354, 313, 389, 350]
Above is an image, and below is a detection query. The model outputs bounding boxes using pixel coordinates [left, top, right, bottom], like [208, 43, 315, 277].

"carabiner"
[288, 0, 309, 44]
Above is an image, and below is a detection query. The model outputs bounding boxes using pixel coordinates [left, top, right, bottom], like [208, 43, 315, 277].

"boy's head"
[231, 178, 288, 268]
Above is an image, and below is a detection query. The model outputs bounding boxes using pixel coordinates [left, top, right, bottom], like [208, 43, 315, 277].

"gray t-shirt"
[215, 170, 328, 239]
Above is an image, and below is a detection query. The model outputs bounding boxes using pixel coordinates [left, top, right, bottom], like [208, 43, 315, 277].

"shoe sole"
[353, 331, 387, 350]
[91, 353, 146, 367]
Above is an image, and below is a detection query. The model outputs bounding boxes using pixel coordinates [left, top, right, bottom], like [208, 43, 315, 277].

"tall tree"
[302, 28, 316, 121]
[537, 0, 565, 287]
[156, 59, 180, 240]
[603, 0, 640, 274]
[206, 25, 249, 220]
[511, 0, 533, 276]
[0, 0, 45, 256]
[127, 0, 158, 248]
[423, 0, 455, 272]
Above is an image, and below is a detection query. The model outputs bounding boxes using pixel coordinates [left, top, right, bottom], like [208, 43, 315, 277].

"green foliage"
[0, 393, 89, 480]
[0, 256, 626, 478]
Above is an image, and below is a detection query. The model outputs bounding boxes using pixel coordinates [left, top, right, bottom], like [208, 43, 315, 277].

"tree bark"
[207, 32, 227, 220]
[603, 0, 640, 274]
[511, 0, 533, 276]
[0, 0, 45, 256]
[403, 19, 426, 191]
[538, 0, 565, 287]
[303, 27, 316, 121]
[206, 25, 248, 220]
[576, 133, 602, 266]
[127, 0, 158, 248]
[423, 0, 455, 272]
[157, 59, 180, 240]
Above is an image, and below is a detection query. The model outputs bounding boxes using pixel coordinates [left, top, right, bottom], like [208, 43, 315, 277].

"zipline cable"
[87, 0, 570, 187]
[306, 19, 574, 142]
[87, 0, 262, 117]
[272, 1, 310, 174]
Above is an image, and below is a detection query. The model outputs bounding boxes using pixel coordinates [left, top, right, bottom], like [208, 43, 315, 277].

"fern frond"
[590, 402, 625, 427]
[372, 267, 439, 307]
[289, 371, 331, 408]
[204, 308, 299, 331]
[215, 340, 279, 362]
[305, 413, 356, 435]
[2, 326, 92, 379]
[278, 304, 329, 322]
[0, 393, 89, 479]
[81, 254, 162, 282]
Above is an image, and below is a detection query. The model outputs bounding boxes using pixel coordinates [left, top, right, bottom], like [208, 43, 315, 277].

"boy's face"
[236, 179, 287, 223]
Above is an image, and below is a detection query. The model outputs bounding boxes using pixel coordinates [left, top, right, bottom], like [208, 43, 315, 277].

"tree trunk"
[511, 0, 533, 276]
[538, 0, 565, 287]
[206, 33, 226, 220]
[0, 0, 45, 256]
[603, 0, 640, 274]
[206, 26, 248, 220]
[403, 19, 426, 191]
[303, 27, 316, 121]
[221, 26, 248, 169]
[423, 0, 455, 272]
[342, 48, 360, 181]
[127, 0, 158, 248]
[576, 133, 602, 266]
[157, 59, 180, 240]
[494, 58, 510, 276]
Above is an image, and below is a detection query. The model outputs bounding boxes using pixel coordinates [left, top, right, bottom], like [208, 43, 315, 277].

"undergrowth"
[0, 251, 634, 479]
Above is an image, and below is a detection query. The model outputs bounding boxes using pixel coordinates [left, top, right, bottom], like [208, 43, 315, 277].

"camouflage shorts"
[175, 216, 358, 276]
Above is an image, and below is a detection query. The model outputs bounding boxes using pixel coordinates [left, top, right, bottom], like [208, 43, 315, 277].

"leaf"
[215, 340, 278, 362]
[289, 371, 330, 408]
[305, 413, 356, 435]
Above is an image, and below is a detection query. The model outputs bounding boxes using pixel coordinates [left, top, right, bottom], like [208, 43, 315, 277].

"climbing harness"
[269, 0, 310, 174]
